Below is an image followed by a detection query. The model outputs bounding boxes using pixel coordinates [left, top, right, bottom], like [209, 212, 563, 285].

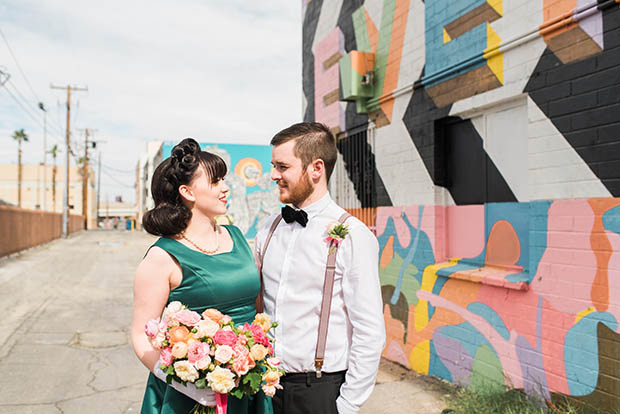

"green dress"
[140, 225, 273, 414]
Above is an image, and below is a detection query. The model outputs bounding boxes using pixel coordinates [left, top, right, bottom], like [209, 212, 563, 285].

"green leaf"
[166, 375, 172, 385]
[195, 378, 206, 389]
[230, 388, 245, 399]
[165, 365, 175, 376]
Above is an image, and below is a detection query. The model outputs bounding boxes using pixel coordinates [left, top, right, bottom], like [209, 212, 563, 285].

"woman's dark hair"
[142, 138, 227, 237]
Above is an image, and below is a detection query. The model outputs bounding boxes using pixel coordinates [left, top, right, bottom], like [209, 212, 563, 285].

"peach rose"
[263, 370, 282, 384]
[169, 326, 190, 344]
[249, 344, 269, 361]
[261, 383, 282, 397]
[267, 358, 281, 368]
[253, 313, 272, 333]
[220, 315, 232, 325]
[202, 308, 224, 323]
[171, 342, 189, 359]
[163, 301, 184, 320]
[194, 319, 220, 339]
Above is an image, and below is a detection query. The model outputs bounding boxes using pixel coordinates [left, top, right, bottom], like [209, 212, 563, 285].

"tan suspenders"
[255, 212, 352, 378]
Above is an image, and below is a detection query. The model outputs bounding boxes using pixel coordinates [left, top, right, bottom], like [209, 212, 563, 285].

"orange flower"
[169, 326, 190, 344]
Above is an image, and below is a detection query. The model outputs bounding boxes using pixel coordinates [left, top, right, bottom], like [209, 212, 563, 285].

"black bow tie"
[282, 205, 308, 227]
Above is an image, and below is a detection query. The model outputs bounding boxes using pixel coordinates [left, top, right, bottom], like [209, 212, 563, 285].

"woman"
[131, 138, 272, 414]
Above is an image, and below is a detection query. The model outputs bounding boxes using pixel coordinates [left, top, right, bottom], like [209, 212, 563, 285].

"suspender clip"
[315, 358, 324, 378]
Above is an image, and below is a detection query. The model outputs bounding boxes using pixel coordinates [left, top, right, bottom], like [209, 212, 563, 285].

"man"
[254, 122, 385, 414]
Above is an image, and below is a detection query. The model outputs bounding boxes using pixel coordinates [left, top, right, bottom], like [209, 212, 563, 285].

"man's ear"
[309, 158, 325, 181]
[179, 185, 196, 202]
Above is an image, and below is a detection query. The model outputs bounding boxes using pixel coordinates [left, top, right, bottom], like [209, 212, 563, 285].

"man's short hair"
[270, 122, 338, 182]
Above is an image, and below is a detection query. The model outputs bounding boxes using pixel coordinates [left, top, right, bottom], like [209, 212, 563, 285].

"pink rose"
[159, 347, 173, 366]
[220, 315, 232, 325]
[195, 319, 220, 339]
[214, 329, 237, 346]
[145, 318, 166, 338]
[171, 342, 189, 359]
[175, 309, 201, 327]
[232, 344, 255, 375]
[214, 345, 234, 364]
[187, 341, 210, 364]
[262, 383, 282, 397]
[236, 335, 248, 346]
[248, 323, 269, 347]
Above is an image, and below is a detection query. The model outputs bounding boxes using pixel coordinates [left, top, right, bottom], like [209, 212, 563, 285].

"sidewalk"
[362, 359, 452, 414]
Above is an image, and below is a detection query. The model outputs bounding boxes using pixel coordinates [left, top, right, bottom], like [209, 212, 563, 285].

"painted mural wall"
[162, 143, 279, 239]
[303, 0, 620, 411]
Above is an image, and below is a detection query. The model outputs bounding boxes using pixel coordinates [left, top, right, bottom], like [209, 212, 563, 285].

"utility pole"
[97, 150, 102, 227]
[38, 102, 47, 211]
[77, 128, 97, 230]
[50, 84, 87, 237]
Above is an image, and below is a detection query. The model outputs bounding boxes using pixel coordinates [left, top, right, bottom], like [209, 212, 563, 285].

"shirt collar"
[295, 192, 332, 221]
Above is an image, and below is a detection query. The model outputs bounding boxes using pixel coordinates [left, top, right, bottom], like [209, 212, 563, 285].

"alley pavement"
[0, 230, 449, 414]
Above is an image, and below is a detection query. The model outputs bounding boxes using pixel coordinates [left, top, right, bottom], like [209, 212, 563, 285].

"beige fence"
[0, 206, 84, 258]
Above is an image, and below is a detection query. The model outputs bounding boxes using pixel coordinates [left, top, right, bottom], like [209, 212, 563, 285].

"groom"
[254, 122, 385, 414]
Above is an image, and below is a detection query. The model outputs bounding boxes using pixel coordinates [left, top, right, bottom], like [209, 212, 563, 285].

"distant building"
[0, 163, 97, 228]
[137, 141, 280, 239]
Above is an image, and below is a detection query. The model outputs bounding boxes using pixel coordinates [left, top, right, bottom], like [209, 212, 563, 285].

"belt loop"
[305, 372, 311, 387]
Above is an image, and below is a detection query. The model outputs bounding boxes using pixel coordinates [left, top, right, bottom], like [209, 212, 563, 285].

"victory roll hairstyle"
[142, 138, 227, 237]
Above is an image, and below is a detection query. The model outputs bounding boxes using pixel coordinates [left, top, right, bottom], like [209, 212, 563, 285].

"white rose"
[206, 366, 236, 394]
[173, 360, 199, 383]
[149, 332, 167, 349]
[164, 301, 184, 321]
[195, 355, 212, 370]
[195, 319, 220, 339]
[214, 345, 233, 364]
[326, 221, 339, 234]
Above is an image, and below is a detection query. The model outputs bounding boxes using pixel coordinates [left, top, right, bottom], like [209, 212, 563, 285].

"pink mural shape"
[313, 27, 345, 132]
[603, 230, 620, 330]
[530, 200, 598, 314]
[446, 205, 485, 259]
[376, 207, 413, 248]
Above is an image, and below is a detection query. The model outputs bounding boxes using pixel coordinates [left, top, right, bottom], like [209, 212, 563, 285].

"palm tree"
[11, 129, 29, 208]
[48, 144, 58, 212]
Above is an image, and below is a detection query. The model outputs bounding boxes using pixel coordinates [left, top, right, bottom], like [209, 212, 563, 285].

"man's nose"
[271, 169, 280, 181]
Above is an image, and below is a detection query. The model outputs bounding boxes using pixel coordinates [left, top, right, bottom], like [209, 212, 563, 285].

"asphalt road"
[0, 230, 448, 414]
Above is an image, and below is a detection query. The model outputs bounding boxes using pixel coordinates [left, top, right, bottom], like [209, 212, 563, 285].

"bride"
[131, 138, 272, 414]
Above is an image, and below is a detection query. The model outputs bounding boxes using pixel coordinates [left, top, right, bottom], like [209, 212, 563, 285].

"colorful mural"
[378, 201, 620, 410]
[303, 1, 620, 410]
[162, 143, 279, 239]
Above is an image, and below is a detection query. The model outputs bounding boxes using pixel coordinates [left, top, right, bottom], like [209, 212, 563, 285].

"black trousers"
[273, 371, 347, 414]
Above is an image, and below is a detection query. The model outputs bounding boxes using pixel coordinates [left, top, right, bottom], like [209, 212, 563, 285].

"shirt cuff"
[336, 396, 358, 414]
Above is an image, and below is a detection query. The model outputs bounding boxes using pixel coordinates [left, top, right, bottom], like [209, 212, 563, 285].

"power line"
[103, 164, 136, 174]
[102, 168, 136, 189]
[0, 24, 41, 103]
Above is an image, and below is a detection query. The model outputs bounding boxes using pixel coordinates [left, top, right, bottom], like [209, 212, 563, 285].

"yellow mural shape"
[575, 306, 595, 324]
[410, 340, 430, 374]
[483, 23, 504, 85]
[234, 158, 263, 187]
[414, 262, 457, 332]
[488, 0, 503, 15]
[443, 28, 452, 44]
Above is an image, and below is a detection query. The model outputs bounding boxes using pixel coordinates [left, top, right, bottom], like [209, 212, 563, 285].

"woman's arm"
[131, 246, 178, 371]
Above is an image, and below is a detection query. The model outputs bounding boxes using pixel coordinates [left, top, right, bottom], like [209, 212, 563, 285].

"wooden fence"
[0, 206, 84, 258]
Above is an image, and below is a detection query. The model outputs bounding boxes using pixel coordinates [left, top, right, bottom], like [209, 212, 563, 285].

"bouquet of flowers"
[145, 301, 284, 414]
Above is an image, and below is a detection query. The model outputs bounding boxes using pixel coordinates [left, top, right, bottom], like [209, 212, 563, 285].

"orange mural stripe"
[380, 235, 395, 270]
[380, 0, 410, 123]
[587, 199, 620, 312]
[364, 8, 379, 53]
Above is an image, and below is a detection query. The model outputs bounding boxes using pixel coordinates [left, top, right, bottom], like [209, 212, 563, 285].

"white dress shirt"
[254, 193, 385, 414]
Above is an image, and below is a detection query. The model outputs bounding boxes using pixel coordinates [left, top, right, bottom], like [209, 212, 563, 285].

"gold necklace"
[180, 228, 220, 254]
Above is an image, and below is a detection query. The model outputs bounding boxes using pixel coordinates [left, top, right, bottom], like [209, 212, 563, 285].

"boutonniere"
[324, 221, 349, 254]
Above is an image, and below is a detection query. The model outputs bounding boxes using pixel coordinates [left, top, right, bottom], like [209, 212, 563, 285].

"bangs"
[198, 151, 227, 183]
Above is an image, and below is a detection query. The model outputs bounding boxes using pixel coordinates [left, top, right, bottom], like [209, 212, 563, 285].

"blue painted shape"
[564, 312, 618, 396]
[423, 0, 490, 86]
[441, 321, 494, 359]
[391, 206, 424, 304]
[162, 142, 274, 196]
[467, 302, 510, 341]
[529, 201, 552, 277]
[429, 339, 454, 382]
[602, 205, 620, 235]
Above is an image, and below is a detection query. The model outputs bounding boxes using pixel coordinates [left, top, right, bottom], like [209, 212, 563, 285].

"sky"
[0, 0, 302, 204]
